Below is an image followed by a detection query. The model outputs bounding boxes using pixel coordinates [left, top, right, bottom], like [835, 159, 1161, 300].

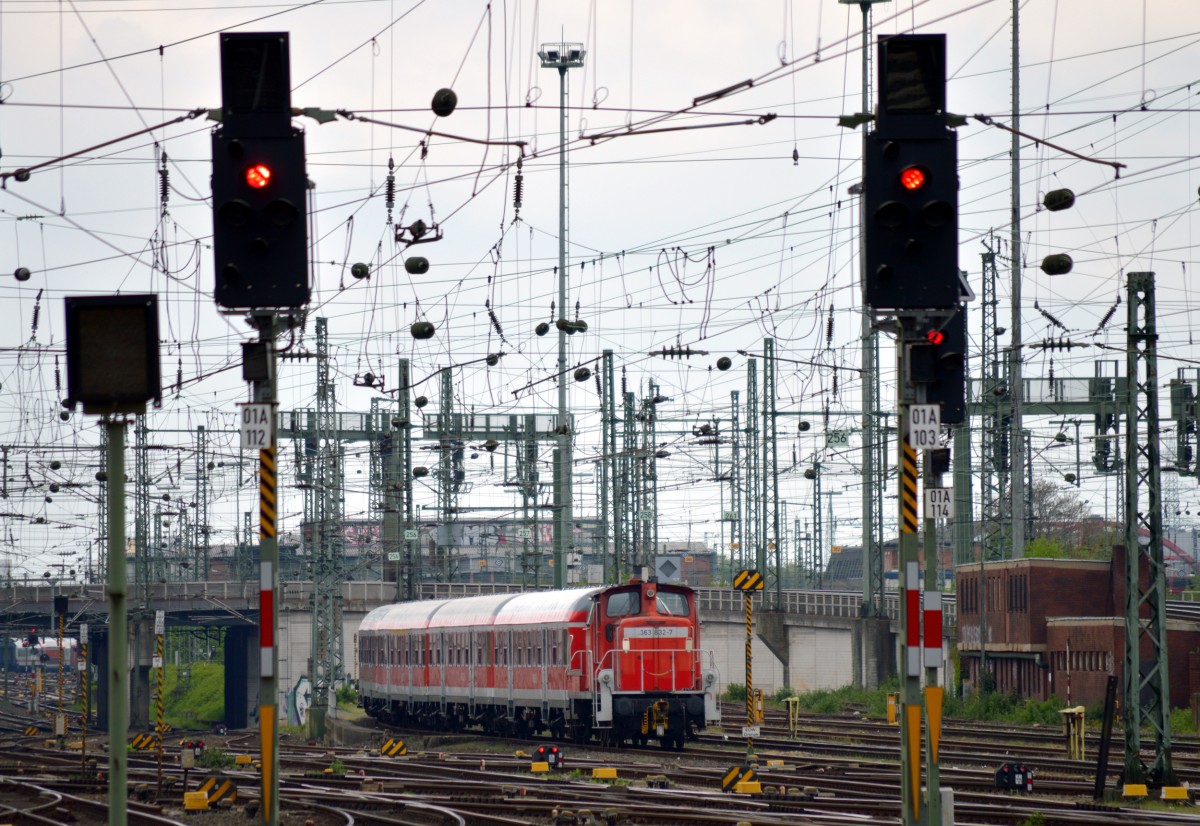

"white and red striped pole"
[260, 561, 275, 678]
[923, 590, 943, 669]
[905, 561, 921, 677]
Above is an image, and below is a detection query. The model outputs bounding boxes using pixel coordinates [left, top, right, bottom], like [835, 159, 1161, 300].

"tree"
[1027, 479, 1114, 559]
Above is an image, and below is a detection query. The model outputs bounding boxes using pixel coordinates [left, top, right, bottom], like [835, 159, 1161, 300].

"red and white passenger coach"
[357, 578, 721, 749]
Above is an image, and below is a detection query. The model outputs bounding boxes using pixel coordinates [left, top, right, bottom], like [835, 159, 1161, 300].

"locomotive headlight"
[685, 640, 693, 652]
[622, 639, 630, 652]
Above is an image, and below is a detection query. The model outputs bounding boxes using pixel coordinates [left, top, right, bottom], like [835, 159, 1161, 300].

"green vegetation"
[162, 661, 225, 727]
[335, 683, 358, 710]
[723, 683, 747, 703]
[766, 677, 1076, 728]
[329, 758, 346, 776]
[781, 681, 893, 717]
[195, 747, 235, 770]
[943, 691, 1064, 727]
[1169, 708, 1197, 736]
[1019, 814, 1046, 826]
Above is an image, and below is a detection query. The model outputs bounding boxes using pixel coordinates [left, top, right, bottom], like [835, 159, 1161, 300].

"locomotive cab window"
[655, 591, 689, 616]
[606, 590, 640, 617]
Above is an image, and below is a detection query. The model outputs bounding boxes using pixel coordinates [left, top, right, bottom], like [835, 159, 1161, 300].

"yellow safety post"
[784, 696, 800, 737]
[1059, 706, 1086, 760]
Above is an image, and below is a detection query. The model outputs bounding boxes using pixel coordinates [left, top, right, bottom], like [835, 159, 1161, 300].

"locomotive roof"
[359, 586, 607, 632]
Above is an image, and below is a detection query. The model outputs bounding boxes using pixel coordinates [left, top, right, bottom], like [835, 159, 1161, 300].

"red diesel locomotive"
[357, 578, 721, 749]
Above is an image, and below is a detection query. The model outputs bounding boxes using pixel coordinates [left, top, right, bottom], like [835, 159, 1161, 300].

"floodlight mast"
[539, 43, 585, 588]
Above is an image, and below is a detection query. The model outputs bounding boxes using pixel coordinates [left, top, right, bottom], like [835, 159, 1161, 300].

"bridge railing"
[0, 579, 955, 629]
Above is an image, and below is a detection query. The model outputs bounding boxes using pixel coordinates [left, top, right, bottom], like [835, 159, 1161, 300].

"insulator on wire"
[594, 372, 602, 397]
[488, 307, 504, 339]
[832, 366, 838, 398]
[1096, 297, 1120, 332]
[159, 151, 170, 208]
[30, 288, 42, 336]
[1035, 300, 1067, 331]
[826, 305, 834, 348]
[513, 174, 524, 211]
[54, 356, 60, 393]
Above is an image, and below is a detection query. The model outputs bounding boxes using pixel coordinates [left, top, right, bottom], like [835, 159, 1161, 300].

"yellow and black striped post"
[901, 441, 918, 535]
[733, 569, 764, 756]
[260, 447, 276, 541]
[745, 589, 752, 753]
[156, 629, 164, 795]
[56, 610, 64, 737]
[80, 629, 87, 774]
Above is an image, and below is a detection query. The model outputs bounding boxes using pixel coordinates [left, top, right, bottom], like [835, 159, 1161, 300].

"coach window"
[536, 631, 543, 666]
[551, 633, 559, 665]
[607, 590, 639, 617]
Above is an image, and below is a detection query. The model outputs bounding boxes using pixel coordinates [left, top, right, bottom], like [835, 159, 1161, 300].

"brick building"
[956, 549, 1200, 708]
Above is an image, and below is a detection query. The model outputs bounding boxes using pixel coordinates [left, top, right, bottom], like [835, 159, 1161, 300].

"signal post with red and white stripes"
[896, 331, 949, 826]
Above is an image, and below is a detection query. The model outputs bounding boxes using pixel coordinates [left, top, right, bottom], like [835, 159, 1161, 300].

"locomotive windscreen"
[655, 592, 688, 616]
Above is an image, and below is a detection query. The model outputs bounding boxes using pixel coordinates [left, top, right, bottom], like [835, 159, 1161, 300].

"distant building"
[956, 549, 1200, 708]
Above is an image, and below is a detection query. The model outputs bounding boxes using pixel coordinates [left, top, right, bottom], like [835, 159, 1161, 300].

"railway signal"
[212, 32, 309, 310]
[909, 309, 967, 424]
[863, 34, 958, 311]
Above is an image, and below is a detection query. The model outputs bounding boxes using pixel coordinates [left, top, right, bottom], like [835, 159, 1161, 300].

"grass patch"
[162, 662, 224, 728]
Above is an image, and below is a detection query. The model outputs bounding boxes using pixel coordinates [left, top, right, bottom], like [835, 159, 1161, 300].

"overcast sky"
[2, 0, 1199, 580]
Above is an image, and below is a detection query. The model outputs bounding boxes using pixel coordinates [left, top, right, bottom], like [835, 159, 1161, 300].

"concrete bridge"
[0, 580, 957, 730]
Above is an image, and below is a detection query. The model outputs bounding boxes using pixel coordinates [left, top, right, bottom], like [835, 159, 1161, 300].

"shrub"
[195, 747, 234, 770]
[335, 683, 358, 710]
[773, 686, 796, 703]
[724, 683, 747, 703]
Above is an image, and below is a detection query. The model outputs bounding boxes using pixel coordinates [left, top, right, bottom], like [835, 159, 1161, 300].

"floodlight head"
[538, 43, 586, 69]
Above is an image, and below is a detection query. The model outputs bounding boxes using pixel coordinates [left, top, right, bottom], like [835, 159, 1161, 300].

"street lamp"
[538, 41, 585, 589]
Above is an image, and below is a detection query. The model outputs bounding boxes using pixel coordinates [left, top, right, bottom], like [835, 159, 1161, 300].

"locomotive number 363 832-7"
[624, 627, 688, 638]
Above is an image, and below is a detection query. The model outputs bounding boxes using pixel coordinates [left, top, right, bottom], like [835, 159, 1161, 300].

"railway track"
[0, 696, 1193, 824]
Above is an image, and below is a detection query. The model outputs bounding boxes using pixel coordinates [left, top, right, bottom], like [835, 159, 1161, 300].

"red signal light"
[245, 164, 272, 189]
[926, 329, 944, 345]
[899, 166, 926, 191]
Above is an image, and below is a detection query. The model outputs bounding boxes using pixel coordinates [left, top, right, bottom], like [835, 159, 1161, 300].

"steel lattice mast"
[1122, 271, 1175, 786]
[309, 318, 345, 720]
